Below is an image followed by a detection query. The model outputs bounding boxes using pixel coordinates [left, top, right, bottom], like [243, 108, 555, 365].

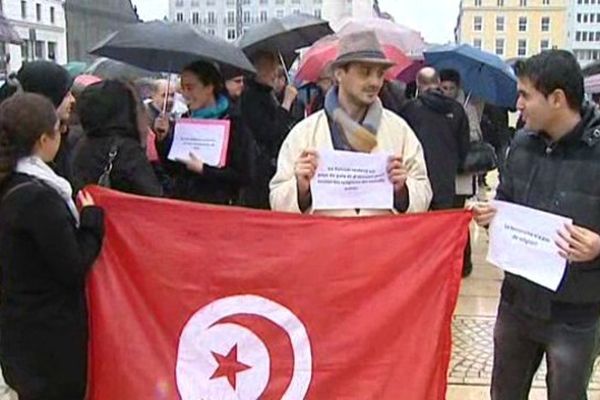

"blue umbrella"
[424, 43, 517, 108]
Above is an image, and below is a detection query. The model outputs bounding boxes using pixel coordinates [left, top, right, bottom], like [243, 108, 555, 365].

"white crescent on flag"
[175, 295, 313, 400]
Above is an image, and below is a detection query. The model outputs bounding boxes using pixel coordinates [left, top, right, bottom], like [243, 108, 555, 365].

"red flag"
[87, 187, 471, 400]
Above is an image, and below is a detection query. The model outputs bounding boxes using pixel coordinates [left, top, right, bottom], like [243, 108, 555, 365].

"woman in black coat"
[154, 61, 249, 205]
[0, 93, 104, 400]
[71, 80, 163, 197]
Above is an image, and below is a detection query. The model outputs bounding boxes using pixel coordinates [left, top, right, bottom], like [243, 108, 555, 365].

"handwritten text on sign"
[311, 150, 393, 210]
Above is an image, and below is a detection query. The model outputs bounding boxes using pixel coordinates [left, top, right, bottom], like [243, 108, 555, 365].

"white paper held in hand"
[487, 200, 571, 291]
[311, 150, 393, 211]
[167, 119, 230, 168]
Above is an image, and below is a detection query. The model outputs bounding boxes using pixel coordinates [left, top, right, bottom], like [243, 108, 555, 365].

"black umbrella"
[0, 14, 23, 45]
[236, 13, 333, 67]
[85, 57, 160, 81]
[89, 20, 255, 75]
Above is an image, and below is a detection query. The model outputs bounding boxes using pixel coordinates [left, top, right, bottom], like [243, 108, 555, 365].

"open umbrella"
[424, 44, 517, 108]
[336, 17, 427, 58]
[85, 57, 159, 81]
[0, 14, 22, 45]
[236, 13, 333, 68]
[295, 34, 412, 84]
[89, 20, 255, 75]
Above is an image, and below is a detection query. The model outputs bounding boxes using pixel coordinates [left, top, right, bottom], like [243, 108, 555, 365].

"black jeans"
[491, 300, 599, 400]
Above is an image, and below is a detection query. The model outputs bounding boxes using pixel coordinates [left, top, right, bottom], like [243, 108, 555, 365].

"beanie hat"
[17, 61, 73, 107]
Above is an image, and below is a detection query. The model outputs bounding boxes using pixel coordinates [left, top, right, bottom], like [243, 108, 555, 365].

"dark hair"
[514, 50, 584, 111]
[0, 93, 58, 184]
[182, 61, 224, 96]
[439, 69, 461, 86]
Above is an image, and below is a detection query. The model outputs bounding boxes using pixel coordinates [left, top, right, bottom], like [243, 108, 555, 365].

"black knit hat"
[17, 61, 73, 108]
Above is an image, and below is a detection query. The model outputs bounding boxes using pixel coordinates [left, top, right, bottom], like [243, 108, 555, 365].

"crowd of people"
[0, 27, 598, 400]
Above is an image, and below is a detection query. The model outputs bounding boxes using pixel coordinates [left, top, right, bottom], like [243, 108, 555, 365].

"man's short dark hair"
[439, 69, 461, 86]
[514, 50, 583, 111]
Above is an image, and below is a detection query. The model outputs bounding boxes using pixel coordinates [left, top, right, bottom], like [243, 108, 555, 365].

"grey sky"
[131, 0, 461, 44]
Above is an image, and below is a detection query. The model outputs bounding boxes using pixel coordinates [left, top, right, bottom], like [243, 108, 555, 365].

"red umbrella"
[295, 35, 413, 84]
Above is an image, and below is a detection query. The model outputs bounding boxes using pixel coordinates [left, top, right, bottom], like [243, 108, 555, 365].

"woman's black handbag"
[461, 141, 498, 174]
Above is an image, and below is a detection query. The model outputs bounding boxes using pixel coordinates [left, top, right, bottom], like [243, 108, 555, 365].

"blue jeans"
[491, 300, 599, 400]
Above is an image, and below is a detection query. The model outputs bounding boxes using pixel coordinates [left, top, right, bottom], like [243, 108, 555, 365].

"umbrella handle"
[163, 73, 172, 115]
[278, 51, 292, 86]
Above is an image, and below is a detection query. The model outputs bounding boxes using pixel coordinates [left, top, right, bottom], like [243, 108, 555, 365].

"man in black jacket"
[401, 67, 470, 210]
[240, 51, 298, 209]
[475, 50, 600, 400]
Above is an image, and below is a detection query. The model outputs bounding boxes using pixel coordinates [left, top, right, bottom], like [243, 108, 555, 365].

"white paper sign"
[311, 150, 393, 210]
[487, 200, 571, 291]
[167, 119, 230, 167]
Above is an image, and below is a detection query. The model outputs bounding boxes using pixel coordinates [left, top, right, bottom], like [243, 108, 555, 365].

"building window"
[227, 29, 236, 40]
[474, 0, 482, 5]
[542, 0, 549, 4]
[518, 39, 527, 56]
[175, 0, 183, 6]
[260, 0, 268, 4]
[176, 13, 183, 22]
[474, 16, 482, 31]
[260, 11, 268, 22]
[35, 40, 44, 59]
[47, 41, 56, 60]
[578, 13, 582, 23]
[540, 39, 549, 51]
[497, 0, 504, 5]
[597, 31, 600, 41]
[227, 11, 235, 25]
[208, 29, 215, 36]
[35, 3, 41, 21]
[243, 11, 250, 24]
[519, 0, 527, 5]
[207, 0, 216, 5]
[496, 16, 504, 31]
[473, 38, 482, 49]
[314, 9, 321, 18]
[276, 9, 284, 17]
[293, 8, 300, 14]
[21, 0, 27, 19]
[192, 12, 199, 24]
[207, 11, 215, 24]
[518, 16, 527, 32]
[541, 17, 550, 32]
[495, 38, 504, 56]
[584, 14, 588, 23]
[576, 31, 582, 41]
[50, 6, 55, 24]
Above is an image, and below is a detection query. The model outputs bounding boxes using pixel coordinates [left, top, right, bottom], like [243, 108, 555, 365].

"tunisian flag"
[87, 187, 471, 400]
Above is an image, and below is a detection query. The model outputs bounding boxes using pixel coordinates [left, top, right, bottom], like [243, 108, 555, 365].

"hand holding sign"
[177, 152, 204, 175]
[295, 149, 319, 198]
[556, 224, 600, 263]
[387, 155, 408, 195]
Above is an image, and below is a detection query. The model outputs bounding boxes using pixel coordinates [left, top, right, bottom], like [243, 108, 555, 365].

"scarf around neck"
[324, 87, 382, 153]
[15, 156, 80, 225]
[189, 95, 230, 120]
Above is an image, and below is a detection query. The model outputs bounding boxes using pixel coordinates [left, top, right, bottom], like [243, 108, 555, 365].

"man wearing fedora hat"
[270, 30, 431, 216]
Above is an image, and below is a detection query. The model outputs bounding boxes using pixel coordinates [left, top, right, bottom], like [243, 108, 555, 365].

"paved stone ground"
[450, 316, 600, 390]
